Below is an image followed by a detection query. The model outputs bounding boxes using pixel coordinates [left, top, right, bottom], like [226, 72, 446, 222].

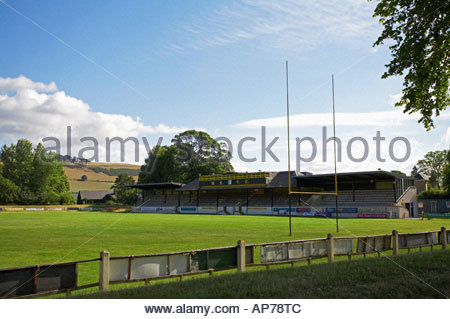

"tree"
[59, 192, 76, 205]
[138, 145, 183, 184]
[0, 140, 73, 204]
[171, 130, 233, 183]
[116, 189, 136, 205]
[102, 194, 114, 203]
[0, 174, 20, 204]
[112, 174, 136, 205]
[139, 130, 234, 184]
[80, 175, 88, 181]
[29, 143, 72, 204]
[410, 165, 418, 176]
[77, 191, 83, 204]
[415, 150, 449, 186]
[0, 140, 34, 190]
[443, 164, 450, 192]
[372, 0, 450, 130]
[31, 144, 72, 204]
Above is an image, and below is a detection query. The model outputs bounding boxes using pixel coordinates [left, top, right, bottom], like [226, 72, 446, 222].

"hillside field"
[63, 162, 140, 192]
[0, 211, 449, 290]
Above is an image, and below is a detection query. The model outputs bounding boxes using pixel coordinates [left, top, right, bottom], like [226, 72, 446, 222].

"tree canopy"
[139, 130, 233, 184]
[77, 191, 83, 205]
[372, 0, 449, 129]
[111, 174, 136, 205]
[443, 163, 450, 192]
[415, 149, 449, 186]
[0, 140, 74, 204]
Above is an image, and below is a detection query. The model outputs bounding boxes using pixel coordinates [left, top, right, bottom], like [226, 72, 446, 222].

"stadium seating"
[319, 189, 395, 207]
[247, 193, 272, 206]
[140, 192, 179, 207]
[138, 187, 398, 208]
[180, 192, 195, 206]
[197, 192, 218, 206]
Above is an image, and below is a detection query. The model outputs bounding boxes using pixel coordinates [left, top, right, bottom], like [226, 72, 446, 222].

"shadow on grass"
[69, 250, 450, 299]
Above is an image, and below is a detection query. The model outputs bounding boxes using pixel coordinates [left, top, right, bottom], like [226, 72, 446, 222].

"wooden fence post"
[237, 240, 246, 272]
[327, 234, 334, 263]
[99, 251, 110, 292]
[392, 230, 399, 256]
[441, 227, 447, 250]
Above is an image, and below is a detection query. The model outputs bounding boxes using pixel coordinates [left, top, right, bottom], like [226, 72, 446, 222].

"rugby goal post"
[285, 61, 339, 232]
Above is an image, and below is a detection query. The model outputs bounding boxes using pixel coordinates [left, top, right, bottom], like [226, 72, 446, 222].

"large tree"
[0, 173, 20, 204]
[172, 130, 233, 183]
[0, 140, 34, 191]
[0, 140, 74, 204]
[139, 130, 233, 184]
[443, 163, 450, 192]
[415, 150, 449, 186]
[31, 144, 72, 204]
[372, 0, 449, 129]
[111, 174, 137, 205]
[138, 145, 183, 184]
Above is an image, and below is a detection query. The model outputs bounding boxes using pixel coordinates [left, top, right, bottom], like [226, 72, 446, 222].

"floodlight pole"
[332, 75, 339, 233]
[286, 60, 292, 237]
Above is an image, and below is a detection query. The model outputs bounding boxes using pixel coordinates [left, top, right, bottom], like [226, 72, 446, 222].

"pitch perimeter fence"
[0, 227, 448, 298]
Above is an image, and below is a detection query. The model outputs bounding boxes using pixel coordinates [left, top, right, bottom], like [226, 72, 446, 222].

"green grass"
[69, 181, 114, 192]
[72, 250, 450, 299]
[0, 211, 449, 288]
[89, 167, 139, 176]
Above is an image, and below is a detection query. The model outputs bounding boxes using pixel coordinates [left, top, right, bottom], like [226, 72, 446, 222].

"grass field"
[69, 180, 115, 192]
[1, 211, 450, 268]
[0, 211, 449, 293]
[63, 165, 116, 183]
[63, 162, 139, 192]
[75, 249, 450, 298]
[84, 163, 141, 169]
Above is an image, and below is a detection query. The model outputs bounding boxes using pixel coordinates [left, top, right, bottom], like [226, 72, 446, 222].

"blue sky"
[0, 0, 448, 173]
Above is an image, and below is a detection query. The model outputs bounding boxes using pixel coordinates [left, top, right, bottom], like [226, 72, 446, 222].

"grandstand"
[129, 170, 417, 218]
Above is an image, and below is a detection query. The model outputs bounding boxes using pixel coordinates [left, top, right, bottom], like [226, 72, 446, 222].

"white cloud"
[1, 75, 447, 173]
[230, 159, 251, 173]
[177, 0, 379, 51]
[224, 107, 449, 174]
[236, 110, 450, 129]
[0, 75, 187, 163]
[443, 127, 450, 145]
[0, 75, 58, 92]
[389, 93, 403, 106]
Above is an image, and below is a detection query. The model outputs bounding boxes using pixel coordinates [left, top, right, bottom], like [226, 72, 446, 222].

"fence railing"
[0, 227, 448, 298]
[0, 258, 99, 298]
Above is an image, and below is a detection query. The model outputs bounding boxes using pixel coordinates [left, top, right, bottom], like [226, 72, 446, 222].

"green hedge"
[417, 189, 450, 199]
[89, 167, 139, 176]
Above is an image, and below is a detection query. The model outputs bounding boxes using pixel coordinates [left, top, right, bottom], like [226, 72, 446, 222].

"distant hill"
[63, 162, 140, 192]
